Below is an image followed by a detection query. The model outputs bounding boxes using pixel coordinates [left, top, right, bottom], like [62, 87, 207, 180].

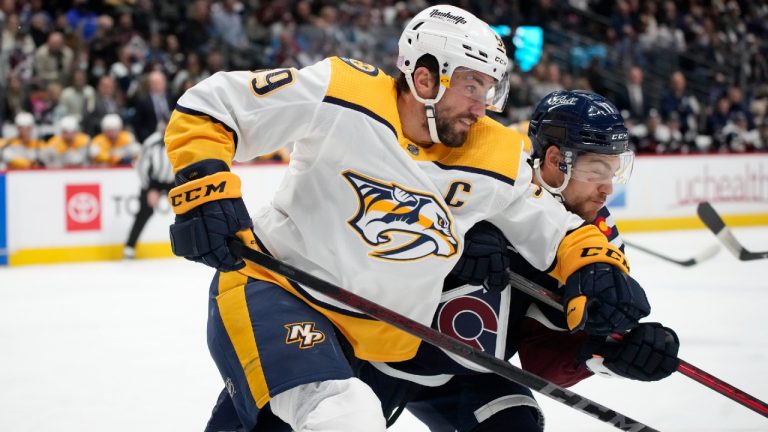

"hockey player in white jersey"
[353, 91, 678, 432]
[166, 5, 650, 431]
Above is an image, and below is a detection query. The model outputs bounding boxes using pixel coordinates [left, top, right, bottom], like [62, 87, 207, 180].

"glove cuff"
[550, 225, 630, 284]
[169, 171, 243, 215]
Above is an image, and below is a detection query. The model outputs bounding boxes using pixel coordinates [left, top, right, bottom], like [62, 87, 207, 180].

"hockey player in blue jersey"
[355, 90, 681, 431]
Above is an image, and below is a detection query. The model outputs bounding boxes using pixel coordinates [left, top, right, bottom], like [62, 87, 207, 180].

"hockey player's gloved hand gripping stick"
[168, 160, 254, 271]
[507, 270, 768, 418]
[562, 262, 651, 335]
[581, 323, 680, 382]
[228, 239, 660, 432]
[449, 221, 511, 293]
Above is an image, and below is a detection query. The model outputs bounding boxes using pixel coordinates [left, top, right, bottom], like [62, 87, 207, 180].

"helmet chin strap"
[533, 157, 570, 203]
[405, 73, 447, 144]
[424, 103, 441, 144]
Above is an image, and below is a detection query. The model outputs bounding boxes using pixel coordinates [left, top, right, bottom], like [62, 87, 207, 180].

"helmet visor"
[567, 150, 635, 185]
[449, 67, 510, 113]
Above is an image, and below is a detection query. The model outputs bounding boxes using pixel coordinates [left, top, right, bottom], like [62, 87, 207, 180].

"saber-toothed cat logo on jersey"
[343, 171, 458, 261]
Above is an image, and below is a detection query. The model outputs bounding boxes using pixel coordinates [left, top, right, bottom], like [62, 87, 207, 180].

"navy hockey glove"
[450, 221, 511, 293]
[563, 262, 650, 335]
[585, 323, 680, 381]
[168, 160, 253, 271]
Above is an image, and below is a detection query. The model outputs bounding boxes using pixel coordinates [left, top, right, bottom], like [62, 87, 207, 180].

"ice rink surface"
[1, 227, 767, 431]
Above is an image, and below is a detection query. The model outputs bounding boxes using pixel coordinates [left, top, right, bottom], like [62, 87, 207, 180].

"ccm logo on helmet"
[612, 133, 629, 140]
[429, 9, 468, 25]
[170, 180, 227, 207]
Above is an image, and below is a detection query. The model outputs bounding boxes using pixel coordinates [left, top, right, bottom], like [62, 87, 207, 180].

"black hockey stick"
[623, 239, 720, 267]
[697, 202, 768, 261]
[228, 240, 658, 432]
[506, 270, 768, 418]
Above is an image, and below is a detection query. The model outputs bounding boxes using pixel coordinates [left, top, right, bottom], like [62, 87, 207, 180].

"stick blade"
[697, 202, 726, 233]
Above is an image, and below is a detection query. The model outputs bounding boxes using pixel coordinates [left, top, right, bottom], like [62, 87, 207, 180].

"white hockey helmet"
[60, 115, 80, 133]
[15, 112, 35, 128]
[101, 113, 123, 131]
[397, 5, 510, 113]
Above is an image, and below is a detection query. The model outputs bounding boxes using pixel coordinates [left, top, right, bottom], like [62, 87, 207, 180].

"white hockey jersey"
[166, 57, 594, 362]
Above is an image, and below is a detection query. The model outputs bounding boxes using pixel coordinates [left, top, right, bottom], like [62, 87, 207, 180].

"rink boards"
[1, 154, 766, 266]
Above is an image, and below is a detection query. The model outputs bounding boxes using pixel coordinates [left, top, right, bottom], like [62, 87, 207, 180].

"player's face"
[562, 153, 618, 221]
[433, 69, 493, 147]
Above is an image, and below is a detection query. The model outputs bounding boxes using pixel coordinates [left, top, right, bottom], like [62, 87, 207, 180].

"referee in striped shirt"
[124, 130, 175, 259]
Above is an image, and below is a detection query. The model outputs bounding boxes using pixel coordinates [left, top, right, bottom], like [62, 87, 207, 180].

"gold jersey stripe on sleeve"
[165, 106, 237, 173]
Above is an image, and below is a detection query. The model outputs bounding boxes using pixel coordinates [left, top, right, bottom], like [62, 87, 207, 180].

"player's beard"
[564, 188, 607, 222]
[435, 113, 476, 148]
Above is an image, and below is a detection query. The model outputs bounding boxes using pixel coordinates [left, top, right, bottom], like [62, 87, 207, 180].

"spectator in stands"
[162, 34, 185, 78]
[706, 95, 732, 146]
[130, 70, 173, 142]
[632, 108, 668, 154]
[0, 14, 36, 82]
[726, 85, 754, 129]
[1, 112, 46, 169]
[721, 111, 760, 153]
[41, 115, 93, 168]
[211, 0, 249, 67]
[3, 74, 30, 122]
[88, 15, 119, 75]
[179, 0, 214, 57]
[662, 111, 690, 153]
[84, 74, 121, 135]
[530, 62, 564, 103]
[37, 81, 66, 128]
[110, 45, 142, 96]
[170, 52, 209, 100]
[660, 71, 700, 141]
[758, 118, 768, 150]
[33, 31, 73, 85]
[91, 113, 139, 166]
[616, 66, 650, 121]
[59, 68, 95, 122]
[123, 129, 175, 260]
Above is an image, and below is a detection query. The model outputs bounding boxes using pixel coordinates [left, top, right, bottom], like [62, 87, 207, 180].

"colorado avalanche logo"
[343, 171, 458, 261]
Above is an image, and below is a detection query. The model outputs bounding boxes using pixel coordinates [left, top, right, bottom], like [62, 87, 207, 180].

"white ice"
[1, 228, 767, 431]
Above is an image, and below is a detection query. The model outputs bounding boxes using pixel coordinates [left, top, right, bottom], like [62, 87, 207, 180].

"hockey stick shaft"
[506, 270, 768, 418]
[229, 240, 658, 432]
[677, 360, 768, 416]
[697, 202, 768, 261]
[623, 239, 719, 267]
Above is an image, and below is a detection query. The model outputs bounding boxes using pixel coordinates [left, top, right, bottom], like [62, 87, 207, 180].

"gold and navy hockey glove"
[168, 159, 253, 271]
[550, 225, 650, 335]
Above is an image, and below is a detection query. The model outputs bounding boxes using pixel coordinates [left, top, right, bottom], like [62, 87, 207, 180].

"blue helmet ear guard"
[528, 90, 629, 159]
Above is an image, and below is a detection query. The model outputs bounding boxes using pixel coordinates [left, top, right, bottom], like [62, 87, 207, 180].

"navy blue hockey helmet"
[528, 90, 629, 158]
[528, 90, 633, 187]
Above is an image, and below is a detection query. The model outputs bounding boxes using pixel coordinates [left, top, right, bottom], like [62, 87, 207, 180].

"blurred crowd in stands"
[0, 0, 766, 170]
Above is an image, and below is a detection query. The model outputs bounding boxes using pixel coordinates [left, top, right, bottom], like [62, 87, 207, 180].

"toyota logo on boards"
[65, 184, 101, 231]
